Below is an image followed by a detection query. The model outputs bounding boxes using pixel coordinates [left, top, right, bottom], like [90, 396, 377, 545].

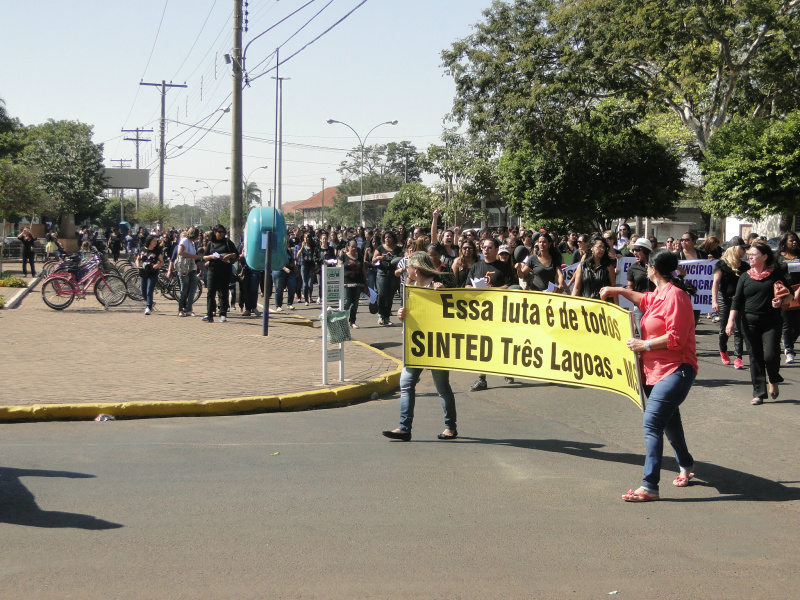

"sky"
[0, 0, 494, 208]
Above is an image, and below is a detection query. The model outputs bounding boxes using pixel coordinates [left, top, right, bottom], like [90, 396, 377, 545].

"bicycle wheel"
[124, 271, 144, 301]
[94, 274, 128, 307]
[41, 277, 76, 310]
[193, 278, 203, 303]
[42, 259, 61, 277]
[159, 273, 177, 300]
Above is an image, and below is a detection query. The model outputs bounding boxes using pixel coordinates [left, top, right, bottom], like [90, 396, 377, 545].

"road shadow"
[371, 341, 402, 351]
[456, 438, 800, 502]
[0, 467, 123, 529]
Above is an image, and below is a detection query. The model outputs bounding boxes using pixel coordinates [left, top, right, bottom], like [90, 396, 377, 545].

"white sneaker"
[144, 307, 151, 315]
[786, 351, 795, 364]
[220, 315, 227, 323]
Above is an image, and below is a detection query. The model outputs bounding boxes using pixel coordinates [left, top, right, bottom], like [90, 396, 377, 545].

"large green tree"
[497, 108, 685, 231]
[381, 183, 439, 228]
[443, 0, 800, 154]
[701, 111, 800, 220]
[21, 119, 105, 221]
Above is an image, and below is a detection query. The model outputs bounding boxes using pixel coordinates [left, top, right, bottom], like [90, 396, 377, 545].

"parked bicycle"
[40, 254, 128, 310]
[123, 266, 202, 304]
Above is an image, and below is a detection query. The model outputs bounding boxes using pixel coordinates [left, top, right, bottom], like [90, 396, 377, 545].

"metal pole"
[263, 231, 271, 336]
[231, 0, 244, 245]
[321, 178, 325, 229]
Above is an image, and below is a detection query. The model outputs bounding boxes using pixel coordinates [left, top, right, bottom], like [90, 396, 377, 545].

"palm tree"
[243, 180, 261, 207]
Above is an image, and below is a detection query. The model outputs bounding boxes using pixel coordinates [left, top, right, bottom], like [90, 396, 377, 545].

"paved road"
[1, 294, 800, 598]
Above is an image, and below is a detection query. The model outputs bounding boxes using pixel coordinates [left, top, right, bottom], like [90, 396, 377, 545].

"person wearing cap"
[776, 231, 800, 364]
[712, 238, 748, 369]
[627, 237, 656, 334]
[516, 232, 565, 292]
[382, 252, 459, 442]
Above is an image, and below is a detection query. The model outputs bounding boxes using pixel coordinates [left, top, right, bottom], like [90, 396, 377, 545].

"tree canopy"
[443, 0, 800, 154]
[497, 107, 685, 231]
[701, 110, 800, 219]
[381, 183, 438, 228]
[20, 119, 105, 221]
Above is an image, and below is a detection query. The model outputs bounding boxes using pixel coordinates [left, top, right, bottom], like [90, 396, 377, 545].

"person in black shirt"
[17, 227, 37, 277]
[202, 225, 238, 323]
[466, 238, 514, 392]
[712, 241, 748, 369]
[776, 231, 800, 364]
[626, 238, 656, 334]
[728, 241, 795, 405]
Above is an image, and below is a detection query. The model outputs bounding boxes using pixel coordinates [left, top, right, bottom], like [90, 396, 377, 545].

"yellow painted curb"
[0, 342, 402, 422]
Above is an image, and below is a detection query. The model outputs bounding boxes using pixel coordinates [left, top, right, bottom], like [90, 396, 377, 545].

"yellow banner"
[403, 288, 644, 409]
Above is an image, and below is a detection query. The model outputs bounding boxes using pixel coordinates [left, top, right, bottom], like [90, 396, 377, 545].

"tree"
[443, 0, 800, 154]
[0, 97, 24, 160]
[134, 199, 172, 230]
[20, 119, 105, 221]
[497, 108, 685, 231]
[337, 141, 423, 183]
[418, 129, 495, 228]
[98, 196, 138, 230]
[0, 160, 43, 217]
[198, 194, 231, 226]
[381, 183, 438, 228]
[701, 111, 800, 221]
[243, 181, 261, 207]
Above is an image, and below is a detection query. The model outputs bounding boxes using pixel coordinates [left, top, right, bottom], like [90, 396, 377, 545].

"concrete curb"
[3, 275, 40, 309]
[0, 341, 402, 422]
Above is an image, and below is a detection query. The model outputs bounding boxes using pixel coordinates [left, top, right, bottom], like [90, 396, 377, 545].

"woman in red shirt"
[601, 249, 698, 502]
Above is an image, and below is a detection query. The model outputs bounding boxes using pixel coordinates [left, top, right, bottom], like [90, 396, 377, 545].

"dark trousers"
[741, 313, 784, 399]
[717, 292, 744, 358]
[376, 271, 400, 320]
[344, 285, 363, 324]
[22, 253, 36, 276]
[781, 310, 800, 355]
[206, 269, 231, 318]
[238, 268, 261, 310]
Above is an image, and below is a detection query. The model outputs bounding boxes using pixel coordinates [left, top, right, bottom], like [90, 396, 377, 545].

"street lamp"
[326, 119, 398, 227]
[195, 179, 229, 226]
[172, 189, 188, 227]
[181, 187, 197, 227]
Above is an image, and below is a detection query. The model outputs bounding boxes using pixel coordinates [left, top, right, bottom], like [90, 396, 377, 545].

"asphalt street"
[1, 311, 799, 599]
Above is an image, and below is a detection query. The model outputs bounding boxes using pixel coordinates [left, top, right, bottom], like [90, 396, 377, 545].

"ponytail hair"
[650, 248, 695, 296]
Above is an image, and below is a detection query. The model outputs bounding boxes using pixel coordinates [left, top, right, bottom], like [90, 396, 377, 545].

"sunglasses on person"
[680, 238, 692, 242]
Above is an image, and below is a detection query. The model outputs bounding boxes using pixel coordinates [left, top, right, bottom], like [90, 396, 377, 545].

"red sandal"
[622, 488, 660, 502]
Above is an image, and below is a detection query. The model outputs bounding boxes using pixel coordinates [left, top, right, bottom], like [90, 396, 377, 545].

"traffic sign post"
[321, 264, 345, 384]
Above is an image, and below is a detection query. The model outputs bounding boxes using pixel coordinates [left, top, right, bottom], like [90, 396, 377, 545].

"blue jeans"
[300, 263, 315, 302]
[177, 270, 198, 313]
[641, 363, 696, 493]
[272, 269, 296, 307]
[140, 273, 158, 310]
[397, 367, 457, 433]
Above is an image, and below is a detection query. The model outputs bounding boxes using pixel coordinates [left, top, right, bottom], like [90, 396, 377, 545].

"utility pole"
[320, 178, 325, 229]
[122, 127, 153, 211]
[230, 0, 244, 244]
[140, 80, 187, 216]
[111, 159, 131, 223]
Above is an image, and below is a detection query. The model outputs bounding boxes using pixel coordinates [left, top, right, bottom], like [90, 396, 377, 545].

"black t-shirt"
[205, 238, 238, 274]
[467, 259, 514, 288]
[714, 260, 748, 298]
[776, 254, 800, 286]
[524, 254, 558, 291]
[340, 253, 365, 286]
[627, 262, 655, 293]
[17, 234, 36, 254]
[138, 246, 163, 276]
[732, 268, 788, 317]
[376, 245, 400, 273]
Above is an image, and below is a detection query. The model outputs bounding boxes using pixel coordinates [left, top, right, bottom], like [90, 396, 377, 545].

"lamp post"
[326, 118, 398, 227]
[180, 187, 197, 227]
[171, 189, 187, 227]
[195, 179, 229, 227]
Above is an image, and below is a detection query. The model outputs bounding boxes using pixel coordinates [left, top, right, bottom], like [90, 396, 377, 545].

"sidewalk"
[0, 262, 401, 421]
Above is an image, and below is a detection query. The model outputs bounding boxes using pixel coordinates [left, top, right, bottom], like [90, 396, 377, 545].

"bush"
[0, 295, 4, 309]
[0, 276, 27, 288]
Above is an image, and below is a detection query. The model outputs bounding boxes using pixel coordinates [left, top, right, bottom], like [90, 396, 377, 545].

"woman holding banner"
[727, 241, 796, 406]
[600, 249, 698, 502]
[382, 252, 458, 442]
